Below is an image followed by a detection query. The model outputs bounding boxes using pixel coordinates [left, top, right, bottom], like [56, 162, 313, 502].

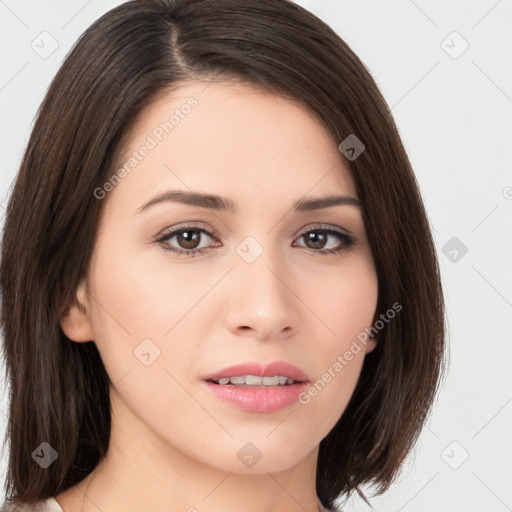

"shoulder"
[0, 498, 63, 512]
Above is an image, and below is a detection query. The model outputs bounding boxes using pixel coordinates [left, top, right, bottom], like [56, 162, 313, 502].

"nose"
[223, 249, 301, 341]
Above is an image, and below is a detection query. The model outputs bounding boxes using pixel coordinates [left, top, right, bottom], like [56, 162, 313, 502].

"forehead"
[108, 80, 357, 212]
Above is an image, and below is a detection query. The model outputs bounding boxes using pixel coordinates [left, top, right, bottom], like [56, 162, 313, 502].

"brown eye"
[294, 227, 355, 255]
[158, 227, 218, 254]
[173, 229, 203, 250]
[303, 231, 329, 250]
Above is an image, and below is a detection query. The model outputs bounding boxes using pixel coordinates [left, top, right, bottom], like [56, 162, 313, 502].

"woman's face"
[65, 80, 378, 474]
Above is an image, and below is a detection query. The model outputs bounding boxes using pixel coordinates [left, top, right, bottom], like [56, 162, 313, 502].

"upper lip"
[204, 361, 309, 382]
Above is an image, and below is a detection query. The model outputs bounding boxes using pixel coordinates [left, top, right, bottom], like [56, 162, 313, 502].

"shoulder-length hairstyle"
[0, 0, 446, 508]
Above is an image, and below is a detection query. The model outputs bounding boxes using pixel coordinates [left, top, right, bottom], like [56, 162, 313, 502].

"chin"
[196, 432, 319, 475]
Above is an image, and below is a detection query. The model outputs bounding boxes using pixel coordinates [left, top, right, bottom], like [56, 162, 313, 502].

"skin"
[57, 81, 378, 512]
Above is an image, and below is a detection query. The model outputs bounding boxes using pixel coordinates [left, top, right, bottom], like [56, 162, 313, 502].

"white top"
[0, 498, 63, 511]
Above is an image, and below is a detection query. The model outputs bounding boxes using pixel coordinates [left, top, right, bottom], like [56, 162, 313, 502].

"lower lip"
[205, 381, 308, 413]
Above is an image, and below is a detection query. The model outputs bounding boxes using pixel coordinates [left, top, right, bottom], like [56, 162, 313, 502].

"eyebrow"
[137, 190, 361, 214]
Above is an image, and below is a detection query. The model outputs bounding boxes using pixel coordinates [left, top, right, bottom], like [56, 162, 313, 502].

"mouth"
[203, 361, 309, 413]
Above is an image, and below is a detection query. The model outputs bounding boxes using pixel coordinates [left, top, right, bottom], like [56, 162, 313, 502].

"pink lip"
[203, 361, 309, 413]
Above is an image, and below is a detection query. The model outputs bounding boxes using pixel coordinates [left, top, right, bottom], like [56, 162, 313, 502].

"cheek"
[295, 249, 377, 421]
[86, 249, 208, 430]
[300, 247, 378, 351]
[86, 239, 221, 382]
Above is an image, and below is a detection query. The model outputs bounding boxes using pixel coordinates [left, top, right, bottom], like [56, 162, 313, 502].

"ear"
[364, 308, 385, 354]
[364, 337, 378, 354]
[60, 279, 94, 342]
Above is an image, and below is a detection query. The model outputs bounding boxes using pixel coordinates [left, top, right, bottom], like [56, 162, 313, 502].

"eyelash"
[155, 222, 356, 257]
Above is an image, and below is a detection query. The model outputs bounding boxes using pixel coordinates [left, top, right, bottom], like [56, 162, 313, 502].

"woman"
[0, 0, 446, 510]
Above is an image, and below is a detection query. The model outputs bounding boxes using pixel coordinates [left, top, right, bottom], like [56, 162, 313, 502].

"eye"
[293, 225, 355, 255]
[155, 223, 221, 257]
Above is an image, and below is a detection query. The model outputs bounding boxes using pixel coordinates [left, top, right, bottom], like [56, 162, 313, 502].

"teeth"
[229, 376, 246, 385]
[215, 375, 297, 386]
[246, 375, 263, 385]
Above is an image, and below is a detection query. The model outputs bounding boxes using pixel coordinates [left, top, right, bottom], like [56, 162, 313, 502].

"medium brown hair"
[0, 0, 446, 508]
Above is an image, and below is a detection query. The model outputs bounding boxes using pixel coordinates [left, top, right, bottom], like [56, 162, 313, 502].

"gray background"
[1, 1, 511, 510]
